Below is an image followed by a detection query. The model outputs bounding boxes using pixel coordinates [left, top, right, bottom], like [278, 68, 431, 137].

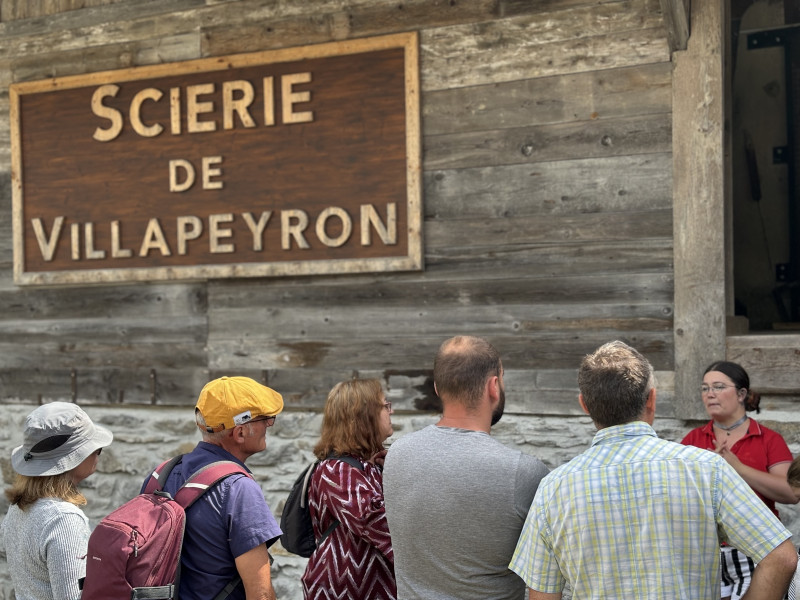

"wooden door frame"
[672, 0, 731, 418]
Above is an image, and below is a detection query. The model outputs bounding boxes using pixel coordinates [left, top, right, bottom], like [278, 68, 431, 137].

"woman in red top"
[301, 378, 396, 600]
[682, 361, 795, 600]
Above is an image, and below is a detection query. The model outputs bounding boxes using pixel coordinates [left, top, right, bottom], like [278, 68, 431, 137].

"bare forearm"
[733, 464, 796, 504]
[236, 544, 276, 600]
[740, 539, 797, 600]
[244, 588, 276, 600]
[242, 577, 276, 600]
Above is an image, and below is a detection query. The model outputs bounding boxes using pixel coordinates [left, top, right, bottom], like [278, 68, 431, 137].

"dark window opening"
[732, 0, 800, 331]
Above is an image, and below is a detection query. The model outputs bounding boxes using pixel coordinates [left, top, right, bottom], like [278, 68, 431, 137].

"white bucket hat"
[11, 402, 113, 477]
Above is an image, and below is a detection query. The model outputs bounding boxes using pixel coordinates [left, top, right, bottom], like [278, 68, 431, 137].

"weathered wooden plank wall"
[0, 0, 676, 416]
[0, 0, 124, 22]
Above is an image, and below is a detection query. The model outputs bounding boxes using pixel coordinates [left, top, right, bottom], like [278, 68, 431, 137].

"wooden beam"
[672, 0, 727, 419]
[660, 0, 690, 52]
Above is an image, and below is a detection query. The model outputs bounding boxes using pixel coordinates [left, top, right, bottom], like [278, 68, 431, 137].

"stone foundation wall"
[0, 404, 797, 600]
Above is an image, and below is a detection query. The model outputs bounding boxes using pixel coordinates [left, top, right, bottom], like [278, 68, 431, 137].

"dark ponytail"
[744, 391, 761, 413]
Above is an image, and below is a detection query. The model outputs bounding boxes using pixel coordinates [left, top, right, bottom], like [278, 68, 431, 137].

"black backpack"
[280, 454, 364, 557]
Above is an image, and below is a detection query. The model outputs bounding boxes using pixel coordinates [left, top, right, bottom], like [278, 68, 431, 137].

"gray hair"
[195, 410, 228, 443]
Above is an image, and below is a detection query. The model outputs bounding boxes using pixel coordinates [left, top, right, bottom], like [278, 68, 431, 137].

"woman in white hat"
[1, 402, 113, 600]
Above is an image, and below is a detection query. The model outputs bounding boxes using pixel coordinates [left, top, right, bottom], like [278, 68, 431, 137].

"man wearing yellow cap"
[143, 376, 284, 600]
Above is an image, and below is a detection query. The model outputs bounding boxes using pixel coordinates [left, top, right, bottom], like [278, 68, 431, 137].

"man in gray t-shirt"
[384, 336, 549, 600]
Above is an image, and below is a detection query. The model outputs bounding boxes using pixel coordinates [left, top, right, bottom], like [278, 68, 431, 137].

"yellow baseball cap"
[195, 376, 283, 432]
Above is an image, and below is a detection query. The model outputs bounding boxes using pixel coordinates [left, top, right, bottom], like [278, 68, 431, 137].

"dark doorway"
[732, 0, 800, 330]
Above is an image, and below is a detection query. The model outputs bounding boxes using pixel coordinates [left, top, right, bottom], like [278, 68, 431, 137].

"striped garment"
[1, 497, 89, 600]
[510, 422, 792, 599]
[720, 545, 754, 600]
[302, 456, 395, 600]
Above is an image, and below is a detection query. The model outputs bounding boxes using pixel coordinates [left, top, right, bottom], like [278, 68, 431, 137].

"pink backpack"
[81, 456, 251, 600]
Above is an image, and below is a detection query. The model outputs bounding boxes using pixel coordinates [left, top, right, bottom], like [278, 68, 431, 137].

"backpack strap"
[173, 460, 253, 509]
[142, 455, 184, 495]
[131, 585, 175, 599]
[213, 576, 243, 600]
[179, 461, 252, 600]
[298, 461, 320, 510]
[328, 454, 365, 471]
[318, 519, 340, 545]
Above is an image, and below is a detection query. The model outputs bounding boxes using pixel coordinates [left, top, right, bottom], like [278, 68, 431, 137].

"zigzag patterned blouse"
[302, 455, 396, 600]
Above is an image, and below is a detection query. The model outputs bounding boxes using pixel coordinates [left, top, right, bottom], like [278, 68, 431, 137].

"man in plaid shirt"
[510, 341, 797, 600]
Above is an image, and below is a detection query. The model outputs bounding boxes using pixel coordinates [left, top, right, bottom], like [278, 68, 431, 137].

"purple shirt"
[141, 442, 281, 600]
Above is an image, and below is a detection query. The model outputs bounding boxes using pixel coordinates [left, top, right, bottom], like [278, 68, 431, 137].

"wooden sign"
[11, 33, 421, 285]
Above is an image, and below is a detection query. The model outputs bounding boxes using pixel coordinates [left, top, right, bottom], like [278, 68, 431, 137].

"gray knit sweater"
[0, 497, 89, 600]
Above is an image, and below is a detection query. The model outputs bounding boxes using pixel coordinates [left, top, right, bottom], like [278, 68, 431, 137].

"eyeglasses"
[96, 448, 103, 456]
[203, 414, 277, 433]
[700, 383, 736, 395]
[383, 402, 392, 412]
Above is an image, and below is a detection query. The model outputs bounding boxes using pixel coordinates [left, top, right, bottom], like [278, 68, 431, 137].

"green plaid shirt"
[510, 422, 792, 599]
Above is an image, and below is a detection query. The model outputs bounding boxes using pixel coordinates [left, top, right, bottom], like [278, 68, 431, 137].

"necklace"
[714, 415, 748, 436]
